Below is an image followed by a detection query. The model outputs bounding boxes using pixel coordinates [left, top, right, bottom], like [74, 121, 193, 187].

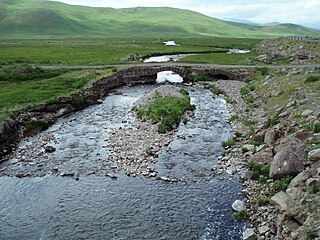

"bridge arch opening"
[156, 71, 184, 84]
[210, 73, 230, 80]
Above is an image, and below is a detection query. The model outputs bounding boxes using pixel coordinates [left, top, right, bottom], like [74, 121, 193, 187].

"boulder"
[308, 148, 320, 161]
[271, 191, 288, 211]
[274, 136, 306, 155]
[249, 148, 273, 164]
[243, 228, 257, 240]
[270, 147, 305, 178]
[264, 129, 281, 147]
[232, 200, 245, 212]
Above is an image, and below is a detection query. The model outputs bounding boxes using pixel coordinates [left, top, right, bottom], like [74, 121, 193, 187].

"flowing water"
[0, 76, 245, 239]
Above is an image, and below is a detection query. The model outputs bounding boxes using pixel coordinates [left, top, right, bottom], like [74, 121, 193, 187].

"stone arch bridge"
[92, 65, 250, 96]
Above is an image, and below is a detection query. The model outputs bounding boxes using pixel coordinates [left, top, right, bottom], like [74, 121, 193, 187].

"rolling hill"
[0, 0, 319, 38]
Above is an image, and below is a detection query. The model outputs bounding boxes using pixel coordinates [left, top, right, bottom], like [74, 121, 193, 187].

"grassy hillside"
[0, 0, 319, 38]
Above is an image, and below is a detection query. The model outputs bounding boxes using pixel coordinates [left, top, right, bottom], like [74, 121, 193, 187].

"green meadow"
[0, 37, 260, 66]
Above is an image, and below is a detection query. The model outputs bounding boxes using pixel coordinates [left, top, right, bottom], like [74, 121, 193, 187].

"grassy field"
[181, 51, 258, 64]
[0, 66, 115, 121]
[0, 37, 260, 66]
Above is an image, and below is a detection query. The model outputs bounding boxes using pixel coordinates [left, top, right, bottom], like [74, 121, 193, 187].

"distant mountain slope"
[0, 0, 319, 38]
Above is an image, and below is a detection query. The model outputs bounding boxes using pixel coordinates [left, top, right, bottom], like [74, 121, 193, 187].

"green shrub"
[265, 115, 279, 128]
[235, 131, 243, 138]
[304, 75, 320, 83]
[230, 115, 240, 121]
[256, 198, 269, 206]
[145, 148, 155, 156]
[244, 95, 254, 104]
[248, 161, 270, 184]
[133, 90, 195, 134]
[308, 182, 319, 194]
[222, 139, 237, 147]
[209, 85, 223, 95]
[233, 210, 248, 220]
[24, 119, 48, 133]
[240, 87, 250, 96]
[273, 175, 295, 192]
[310, 122, 320, 133]
[242, 147, 249, 153]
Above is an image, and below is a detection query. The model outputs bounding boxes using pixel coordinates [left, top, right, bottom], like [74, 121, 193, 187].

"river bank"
[206, 67, 320, 240]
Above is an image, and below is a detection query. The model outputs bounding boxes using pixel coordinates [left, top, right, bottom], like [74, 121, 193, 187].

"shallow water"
[0, 79, 245, 239]
[143, 54, 195, 63]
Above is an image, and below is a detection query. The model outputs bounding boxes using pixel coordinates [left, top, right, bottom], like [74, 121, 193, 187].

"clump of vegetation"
[71, 95, 86, 106]
[222, 139, 237, 147]
[206, 85, 223, 95]
[309, 122, 320, 133]
[256, 197, 269, 206]
[24, 119, 48, 133]
[233, 210, 248, 220]
[235, 131, 243, 138]
[244, 95, 255, 104]
[304, 74, 320, 83]
[240, 117, 257, 127]
[230, 114, 240, 121]
[145, 148, 155, 157]
[240, 83, 256, 96]
[247, 140, 264, 146]
[248, 161, 270, 184]
[256, 67, 269, 76]
[194, 75, 218, 82]
[308, 182, 319, 194]
[306, 232, 319, 240]
[265, 115, 279, 128]
[133, 90, 195, 134]
[273, 175, 295, 192]
[0, 65, 68, 82]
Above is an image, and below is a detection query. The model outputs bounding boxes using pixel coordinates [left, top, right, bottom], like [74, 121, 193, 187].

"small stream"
[0, 77, 245, 239]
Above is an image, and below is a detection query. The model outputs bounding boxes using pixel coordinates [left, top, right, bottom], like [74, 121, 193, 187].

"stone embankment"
[209, 67, 320, 240]
[0, 66, 248, 158]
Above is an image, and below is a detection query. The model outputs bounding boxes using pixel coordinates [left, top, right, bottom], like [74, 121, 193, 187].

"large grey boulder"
[270, 137, 306, 178]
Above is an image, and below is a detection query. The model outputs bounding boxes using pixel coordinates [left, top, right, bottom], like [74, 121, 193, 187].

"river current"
[0, 80, 245, 239]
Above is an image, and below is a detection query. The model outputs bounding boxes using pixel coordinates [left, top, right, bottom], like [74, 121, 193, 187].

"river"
[0, 77, 245, 239]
